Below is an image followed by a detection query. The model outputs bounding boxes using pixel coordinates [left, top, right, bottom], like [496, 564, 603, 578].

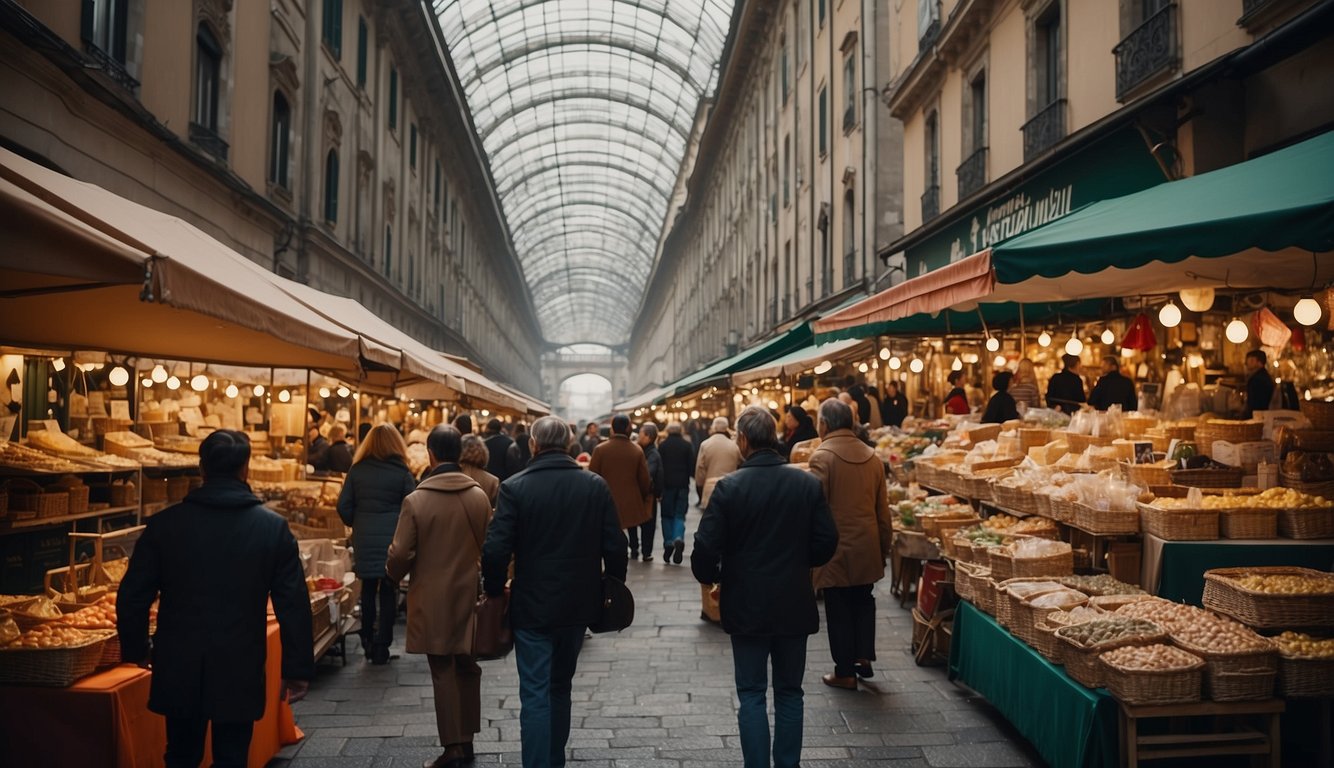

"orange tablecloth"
[0, 618, 303, 767]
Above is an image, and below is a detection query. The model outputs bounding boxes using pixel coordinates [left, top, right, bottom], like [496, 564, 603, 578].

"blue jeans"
[660, 487, 688, 545]
[731, 634, 807, 768]
[515, 626, 586, 768]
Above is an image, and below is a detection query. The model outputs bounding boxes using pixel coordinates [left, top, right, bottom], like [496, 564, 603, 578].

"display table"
[1142, 534, 1334, 604]
[1118, 698, 1283, 768]
[948, 600, 1118, 768]
[0, 617, 302, 767]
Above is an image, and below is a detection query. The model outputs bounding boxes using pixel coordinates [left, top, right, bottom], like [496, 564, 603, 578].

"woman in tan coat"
[387, 426, 494, 768]
[459, 434, 501, 506]
[694, 416, 742, 508]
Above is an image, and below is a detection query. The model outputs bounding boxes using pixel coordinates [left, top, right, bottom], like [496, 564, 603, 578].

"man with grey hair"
[809, 398, 892, 690]
[657, 421, 694, 564]
[695, 416, 741, 510]
[692, 406, 837, 768]
[483, 416, 628, 768]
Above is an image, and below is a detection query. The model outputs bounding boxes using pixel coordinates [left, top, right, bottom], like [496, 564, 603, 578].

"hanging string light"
[1294, 296, 1322, 326]
[1225, 317, 1249, 344]
[1158, 300, 1182, 328]
[1037, 331, 1051, 347]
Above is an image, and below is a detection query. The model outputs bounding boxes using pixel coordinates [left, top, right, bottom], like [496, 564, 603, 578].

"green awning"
[814, 301, 1105, 344]
[664, 322, 814, 399]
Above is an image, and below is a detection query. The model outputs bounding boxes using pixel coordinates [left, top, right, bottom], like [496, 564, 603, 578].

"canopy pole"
[1019, 304, 1027, 351]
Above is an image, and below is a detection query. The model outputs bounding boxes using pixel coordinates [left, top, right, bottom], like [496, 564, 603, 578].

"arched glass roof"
[432, 0, 733, 346]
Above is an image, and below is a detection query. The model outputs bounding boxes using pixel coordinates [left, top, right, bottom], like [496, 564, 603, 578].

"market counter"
[948, 600, 1118, 768]
[1142, 534, 1334, 605]
[0, 617, 302, 767]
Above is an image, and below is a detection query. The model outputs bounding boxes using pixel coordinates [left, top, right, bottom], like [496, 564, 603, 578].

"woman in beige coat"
[694, 417, 742, 508]
[459, 434, 501, 505]
[387, 426, 494, 768]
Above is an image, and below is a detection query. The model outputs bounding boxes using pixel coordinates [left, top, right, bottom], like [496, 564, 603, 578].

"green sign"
[907, 128, 1167, 275]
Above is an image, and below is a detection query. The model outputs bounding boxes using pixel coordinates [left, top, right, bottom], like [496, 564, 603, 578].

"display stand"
[1142, 533, 1334, 604]
[1118, 699, 1283, 768]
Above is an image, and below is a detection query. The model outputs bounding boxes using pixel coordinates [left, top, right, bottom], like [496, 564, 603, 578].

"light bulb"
[690, 410, 700, 419]
[767, 400, 779, 410]
[813, 361, 832, 375]
[858, 362, 869, 373]
[750, 388, 759, 396]
[1294, 297, 1322, 326]
[481, 409, 490, 417]
[1188, 354, 1204, 369]
[319, 387, 331, 398]
[951, 357, 963, 371]
[733, 393, 744, 403]
[992, 355, 1006, 368]
[337, 386, 351, 398]
[108, 366, 130, 386]
[889, 357, 902, 370]
[1226, 318, 1249, 344]
[985, 336, 1000, 352]
[1101, 329, 1116, 345]
[151, 364, 168, 383]
[278, 389, 291, 402]
[879, 347, 891, 360]
[190, 374, 209, 392]
[225, 384, 239, 398]
[909, 358, 925, 373]
[1179, 287, 1214, 312]
[1038, 331, 1051, 348]
[964, 353, 980, 364]
[1121, 347, 1136, 358]
[166, 375, 181, 390]
[51, 358, 66, 372]
[142, 377, 153, 388]
[1065, 336, 1084, 356]
[253, 384, 265, 397]
[1158, 301, 1182, 328]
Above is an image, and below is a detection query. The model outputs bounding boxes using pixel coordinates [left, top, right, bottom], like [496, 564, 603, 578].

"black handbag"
[589, 575, 634, 633]
[473, 589, 513, 660]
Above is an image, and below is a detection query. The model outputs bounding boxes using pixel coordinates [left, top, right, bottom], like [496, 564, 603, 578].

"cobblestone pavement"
[270, 510, 1042, 768]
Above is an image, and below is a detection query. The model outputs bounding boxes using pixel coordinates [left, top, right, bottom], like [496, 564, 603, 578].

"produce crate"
[990, 548, 1074, 581]
[1073, 502, 1140, 535]
[1218, 508, 1278, 539]
[1056, 625, 1167, 689]
[1278, 653, 1334, 698]
[1277, 506, 1334, 539]
[1202, 567, 1334, 628]
[1099, 648, 1205, 705]
[992, 484, 1037, 515]
[1172, 637, 1278, 702]
[0, 630, 113, 687]
[1136, 504, 1218, 540]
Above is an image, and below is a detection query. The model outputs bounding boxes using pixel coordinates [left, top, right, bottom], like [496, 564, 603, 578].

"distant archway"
[558, 373, 614, 426]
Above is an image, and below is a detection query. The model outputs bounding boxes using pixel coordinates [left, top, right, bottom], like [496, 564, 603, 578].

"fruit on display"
[60, 600, 116, 630]
[1273, 632, 1334, 659]
[1116, 599, 1271, 653]
[1057, 618, 1162, 649]
[1058, 574, 1146, 596]
[1229, 573, 1334, 595]
[15, 597, 62, 619]
[1101, 643, 1203, 671]
[1044, 606, 1104, 627]
[4, 623, 94, 648]
[1152, 487, 1333, 510]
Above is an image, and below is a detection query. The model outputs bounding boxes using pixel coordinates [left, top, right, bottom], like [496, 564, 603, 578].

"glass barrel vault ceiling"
[432, 0, 733, 346]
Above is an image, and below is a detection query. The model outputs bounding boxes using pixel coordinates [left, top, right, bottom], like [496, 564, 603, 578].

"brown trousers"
[427, 654, 482, 747]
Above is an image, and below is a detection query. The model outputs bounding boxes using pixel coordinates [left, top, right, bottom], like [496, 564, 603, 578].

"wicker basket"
[1014, 592, 1088, 648]
[943, 535, 969, 561]
[965, 424, 1003, 444]
[6, 479, 69, 519]
[1299, 400, 1334, 431]
[1168, 466, 1244, 489]
[996, 549, 1075, 580]
[1087, 594, 1155, 613]
[992, 483, 1036, 515]
[1122, 416, 1159, 436]
[1067, 433, 1115, 453]
[1100, 648, 1205, 705]
[1172, 637, 1279, 701]
[109, 482, 137, 507]
[1073, 503, 1141, 535]
[65, 484, 90, 515]
[1033, 617, 1066, 663]
[1048, 497, 1077, 524]
[166, 476, 191, 502]
[1032, 492, 1054, 519]
[922, 514, 980, 541]
[1278, 507, 1334, 539]
[1195, 420, 1264, 456]
[1057, 626, 1168, 689]
[1123, 462, 1172, 488]
[1278, 653, 1334, 698]
[0, 630, 112, 687]
[974, 573, 998, 616]
[1137, 503, 1218, 540]
[1202, 567, 1334, 628]
[1219, 508, 1278, 539]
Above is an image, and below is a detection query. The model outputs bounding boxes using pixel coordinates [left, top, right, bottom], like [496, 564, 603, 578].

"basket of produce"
[993, 538, 1074, 580]
[1299, 400, 1334, 431]
[1194, 420, 1264, 456]
[1088, 594, 1155, 613]
[0, 625, 114, 686]
[996, 579, 1064, 632]
[1035, 606, 1104, 663]
[1047, 495, 1078, 524]
[983, 513, 1059, 539]
[9, 596, 64, 632]
[1264, 486, 1334, 538]
[5, 478, 69, 519]
[943, 534, 970, 561]
[1015, 588, 1088, 647]
[1122, 461, 1174, 489]
[1273, 632, 1334, 698]
[992, 481, 1036, 515]
[1056, 618, 1167, 688]
[1118, 599, 1278, 701]
[58, 596, 124, 666]
[50, 476, 90, 515]
[1219, 508, 1278, 539]
[1202, 567, 1334, 629]
[1136, 502, 1218, 540]
[922, 512, 981, 542]
[1073, 503, 1141, 536]
[1099, 644, 1205, 705]
[973, 571, 998, 616]
[1058, 574, 1147, 598]
[1032, 490, 1054, 518]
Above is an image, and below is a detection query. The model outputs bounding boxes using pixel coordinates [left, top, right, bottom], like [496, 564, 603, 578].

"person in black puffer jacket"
[337, 424, 417, 663]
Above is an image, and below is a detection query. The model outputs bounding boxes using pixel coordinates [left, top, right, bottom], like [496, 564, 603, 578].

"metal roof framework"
[432, 0, 732, 345]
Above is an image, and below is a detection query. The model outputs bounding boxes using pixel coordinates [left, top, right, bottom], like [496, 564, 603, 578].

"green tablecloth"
[948, 601, 1118, 768]
[1151, 537, 1334, 605]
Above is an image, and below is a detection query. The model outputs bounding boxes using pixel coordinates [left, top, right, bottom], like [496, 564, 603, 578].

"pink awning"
[813, 251, 996, 336]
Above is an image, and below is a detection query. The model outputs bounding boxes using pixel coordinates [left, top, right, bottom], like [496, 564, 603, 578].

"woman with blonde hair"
[337, 423, 417, 663]
[458, 433, 501, 506]
[1009, 358, 1042, 411]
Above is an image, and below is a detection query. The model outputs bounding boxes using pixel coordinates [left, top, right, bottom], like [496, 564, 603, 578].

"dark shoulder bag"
[589, 576, 634, 634]
[467, 509, 512, 660]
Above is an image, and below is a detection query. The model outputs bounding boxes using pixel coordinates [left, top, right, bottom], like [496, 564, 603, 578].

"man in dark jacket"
[880, 382, 909, 428]
[657, 422, 694, 564]
[1047, 354, 1087, 414]
[692, 406, 837, 768]
[483, 417, 628, 768]
[484, 418, 520, 480]
[507, 422, 533, 470]
[1244, 349, 1275, 418]
[325, 423, 354, 473]
[1089, 355, 1138, 412]
[118, 430, 313, 768]
[638, 423, 664, 562]
[306, 422, 331, 472]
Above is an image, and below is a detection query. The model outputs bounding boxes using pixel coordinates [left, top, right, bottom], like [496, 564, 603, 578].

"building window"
[410, 124, 417, 169]
[780, 44, 789, 101]
[1036, 3, 1061, 107]
[817, 86, 827, 156]
[433, 160, 441, 217]
[958, 69, 988, 197]
[356, 16, 368, 88]
[388, 67, 398, 131]
[322, 0, 342, 59]
[269, 91, 290, 188]
[918, 0, 941, 50]
[324, 150, 339, 223]
[797, 0, 808, 70]
[970, 71, 987, 152]
[817, 0, 825, 27]
[922, 110, 940, 221]
[842, 54, 857, 131]
[783, 134, 791, 207]
[384, 226, 393, 277]
[843, 190, 856, 286]
[194, 23, 221, 133]
[1024, 2, 1066, 160]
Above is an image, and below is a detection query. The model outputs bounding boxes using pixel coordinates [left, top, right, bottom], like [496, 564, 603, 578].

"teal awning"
[814, 301, 1105, 344]
[663, 322, 814, 399]
[816, 130, 1334, 344]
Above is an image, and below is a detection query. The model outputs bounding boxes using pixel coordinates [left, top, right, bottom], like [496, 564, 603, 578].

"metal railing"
[85, 43, 139, 92]
[921, 183, 940, 222]
[956, 147, 988, 199]
[1021, 99, 1066, 162]
[918, 1, 941, 51]
[188, 122, 229, 162]
[1114, 3, 1177, 100]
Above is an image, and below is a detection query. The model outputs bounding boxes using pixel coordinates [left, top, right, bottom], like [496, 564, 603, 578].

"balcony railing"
[956, 147, 988, 199]
[188, 122, 229, 162]
[843, 251, 858, 289]
[1241, 0, 1272, 18]
[918, 1, 941, 52]
[1021, 99, 1066, 162]
[921, 183, 940, 222]
[85, 44, 139, 93]
[1114, 3, 1177, 100]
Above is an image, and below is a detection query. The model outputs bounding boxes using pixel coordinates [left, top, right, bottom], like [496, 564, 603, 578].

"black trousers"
[626, 502, 657, 557]
[360, 576, 398, 647]
[823, 584, 877, 678]
[165, 716, 254, 768]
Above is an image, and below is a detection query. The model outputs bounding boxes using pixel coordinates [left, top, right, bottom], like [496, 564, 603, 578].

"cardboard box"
[1211, 440, 1278, 472]
[1257, 409, 1309, 440]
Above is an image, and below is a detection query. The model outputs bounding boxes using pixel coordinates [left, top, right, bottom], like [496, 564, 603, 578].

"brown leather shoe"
[821, 672, 858, 690]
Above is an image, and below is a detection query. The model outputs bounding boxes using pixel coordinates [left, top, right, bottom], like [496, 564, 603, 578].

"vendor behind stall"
[1089, 356, 1137, 412]
[943, 370, 971, 416]
[982, 371, 1019, 424]
[880, 381, 909, 428]
[1244, 349, 1275, 418]
[1046, 354, 1087, 414]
